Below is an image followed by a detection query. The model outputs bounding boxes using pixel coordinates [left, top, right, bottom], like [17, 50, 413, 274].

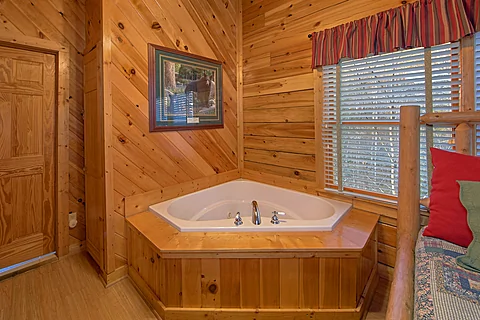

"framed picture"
[148, 44, 223, 132]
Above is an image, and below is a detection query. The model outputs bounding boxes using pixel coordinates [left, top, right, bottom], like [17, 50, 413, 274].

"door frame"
[0, 32, 70, 257]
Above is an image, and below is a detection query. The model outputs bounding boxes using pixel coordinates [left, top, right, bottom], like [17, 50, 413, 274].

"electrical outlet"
[69, 212, 77, 228]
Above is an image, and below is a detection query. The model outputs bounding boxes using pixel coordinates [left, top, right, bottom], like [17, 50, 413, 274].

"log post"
[386, 106, 420, 320]
[420, 111, 480, 124]
[455, 123, 473, 155]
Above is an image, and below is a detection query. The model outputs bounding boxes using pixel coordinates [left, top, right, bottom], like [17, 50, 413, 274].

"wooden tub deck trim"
[126, 209, 379, 259]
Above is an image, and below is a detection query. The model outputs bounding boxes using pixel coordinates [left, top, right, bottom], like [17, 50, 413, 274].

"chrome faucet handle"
[234, 212, 243, 226]
[270, 211, 286, 225]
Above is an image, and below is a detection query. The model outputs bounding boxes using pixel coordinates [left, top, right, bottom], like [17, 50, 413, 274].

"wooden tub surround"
[126, 209, 379, 320]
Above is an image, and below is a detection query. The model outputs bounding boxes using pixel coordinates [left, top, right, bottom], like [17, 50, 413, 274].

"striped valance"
[311, 0, 479, 68]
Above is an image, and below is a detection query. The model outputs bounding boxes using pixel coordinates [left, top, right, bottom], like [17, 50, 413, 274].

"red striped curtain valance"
[312, 0, 479, 68]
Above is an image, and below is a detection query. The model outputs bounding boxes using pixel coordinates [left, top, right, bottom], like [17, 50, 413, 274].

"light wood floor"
[0, 252, 156, 320]
[0, 252, 391, 320]
[366, 277, 391, 320]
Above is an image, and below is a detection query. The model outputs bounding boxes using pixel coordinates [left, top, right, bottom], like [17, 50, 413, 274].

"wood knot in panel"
[208, 283, 218, 294]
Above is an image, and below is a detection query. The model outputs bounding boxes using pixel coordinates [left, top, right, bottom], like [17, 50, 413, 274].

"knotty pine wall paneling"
[0, 0, 86, 244]
[109, 0, 240, 275]
[241, 0, 417, 280]
[85, 0, 241, 280]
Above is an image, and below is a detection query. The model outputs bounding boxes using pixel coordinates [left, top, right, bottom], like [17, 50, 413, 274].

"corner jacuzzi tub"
[149, 179, 352, 232]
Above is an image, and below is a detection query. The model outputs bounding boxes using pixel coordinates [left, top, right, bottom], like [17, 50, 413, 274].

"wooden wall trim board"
[100, 264, 128, 287]
[0, 33, 70, 257]
[237, 3, 244, 172]
[56, 45, 71, 257]
[84, 0, 120, 277]
[102, 11, 116, 276]
[125, 169, 241, 216]
[84, 0, 106, 272]
[314, 68, 325, 189]
[461, 35, 475, 112]
[84, 45, 103, 269]
[459, 36, 477, 147]
[0, 32, 67, 52]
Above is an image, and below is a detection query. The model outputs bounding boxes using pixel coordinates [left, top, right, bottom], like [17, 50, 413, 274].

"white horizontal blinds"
[322, 65, 338, 188]
[420, 43, 460, 195]
[475, 32, 480, 156]
[431, 42, 461, 112]
[322, 42, 460, 199]
[339, 49, 425, 197]
[340, 48, 427, 122]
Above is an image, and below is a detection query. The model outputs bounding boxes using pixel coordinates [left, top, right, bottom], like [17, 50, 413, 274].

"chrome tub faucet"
[252, 200, 261, 225]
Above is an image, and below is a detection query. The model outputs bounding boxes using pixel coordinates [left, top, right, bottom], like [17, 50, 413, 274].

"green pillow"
[456, 181, 480, 273]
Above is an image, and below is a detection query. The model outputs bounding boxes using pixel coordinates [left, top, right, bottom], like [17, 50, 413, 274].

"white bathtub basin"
[149, 179, 352, 232]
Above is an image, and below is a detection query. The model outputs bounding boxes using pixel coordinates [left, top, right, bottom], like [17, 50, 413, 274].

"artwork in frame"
[148, 44, 223, 132]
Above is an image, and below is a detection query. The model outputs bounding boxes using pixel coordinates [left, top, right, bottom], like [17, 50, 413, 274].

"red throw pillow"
[423, 148, 480, 247]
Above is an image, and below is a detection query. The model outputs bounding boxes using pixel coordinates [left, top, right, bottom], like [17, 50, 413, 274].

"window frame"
[320, 43, 462, 201]
[475, 32, 480, 155]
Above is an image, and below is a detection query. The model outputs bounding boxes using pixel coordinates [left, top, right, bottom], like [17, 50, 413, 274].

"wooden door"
[0, 46, 56, 269]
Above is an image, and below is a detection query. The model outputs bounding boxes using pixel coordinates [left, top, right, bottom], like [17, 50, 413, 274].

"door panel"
[15, 60, 43, 84]
[0, 46, 55, 269]
[0, 178, 12, 245]
[12, 94, 43, 157]
[12, 174, 43, 239]
[0, 93, 11, 159]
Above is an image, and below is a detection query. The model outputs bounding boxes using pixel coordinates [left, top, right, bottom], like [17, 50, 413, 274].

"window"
[475, 32, 480, 156]
[322, 42, 460, 200]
